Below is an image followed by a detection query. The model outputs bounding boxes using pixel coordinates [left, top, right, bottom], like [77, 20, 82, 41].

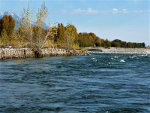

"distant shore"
[87, 47, 150, 55]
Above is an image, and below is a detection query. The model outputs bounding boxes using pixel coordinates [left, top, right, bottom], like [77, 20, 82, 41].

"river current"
[0, 54, 150, 113]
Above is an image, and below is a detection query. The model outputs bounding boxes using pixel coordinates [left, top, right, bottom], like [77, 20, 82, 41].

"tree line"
[0, 4, 146, 49]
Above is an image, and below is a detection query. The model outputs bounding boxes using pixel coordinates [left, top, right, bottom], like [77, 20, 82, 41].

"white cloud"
[73, 8, 99, 14]
[68, 8, 149, 15]
[132, 10, 150, 13]
[122, 9, 128, 14]
[112, 8, 119, 14]
[112, 8, 149, 14]
[112, 8, 128, 14]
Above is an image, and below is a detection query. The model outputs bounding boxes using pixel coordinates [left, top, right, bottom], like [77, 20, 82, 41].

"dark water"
[0, 54, 150, 113]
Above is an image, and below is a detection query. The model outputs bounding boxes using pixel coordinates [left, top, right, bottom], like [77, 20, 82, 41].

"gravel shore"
[87, 47, 150, 54]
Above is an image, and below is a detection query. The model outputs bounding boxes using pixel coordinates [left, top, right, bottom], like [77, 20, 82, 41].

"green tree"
[19, 7, 33, 47]
[55, 23, 65, 46]
[77, 33, 93, 47]
[18, 3, 56, 49]
[111, 42, 120, 47]
[62, 24, 78, 49]
[0, 29, 9, 44]
[94, 37, 103, 47]
[103, 39, 111, 47]
[0, 15, 15, 43]
[0, 15, 15, 36]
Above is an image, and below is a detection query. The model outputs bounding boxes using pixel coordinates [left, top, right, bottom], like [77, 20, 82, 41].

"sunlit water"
[0, 54, 150, 113]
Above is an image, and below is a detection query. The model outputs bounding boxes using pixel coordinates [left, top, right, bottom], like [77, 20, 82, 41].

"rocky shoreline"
[0, 48, 88, 60]
[1, 47, 150, 60]
[87, 47, 150, 55]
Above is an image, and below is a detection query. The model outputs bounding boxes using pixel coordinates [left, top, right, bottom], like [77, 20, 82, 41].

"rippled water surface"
[0, 54, 150, 113]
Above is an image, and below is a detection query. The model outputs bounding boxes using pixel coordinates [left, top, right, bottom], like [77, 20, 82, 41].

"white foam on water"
[130, 55, 137, 59]
[91, 58, 97, 62]
[114, 56, 118, 59]
[111, 58, 114, 60]
[140, 54, 147, 57]
[120, 59, 125, 62]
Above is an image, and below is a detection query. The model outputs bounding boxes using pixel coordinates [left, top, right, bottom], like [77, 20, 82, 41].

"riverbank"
[1, 47, 150, 60]
[0, 48, 88, 60]
[87, 47, 150, 54]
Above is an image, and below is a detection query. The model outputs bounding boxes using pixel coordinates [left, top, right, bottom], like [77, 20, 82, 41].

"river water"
[0, 54, 150, 113]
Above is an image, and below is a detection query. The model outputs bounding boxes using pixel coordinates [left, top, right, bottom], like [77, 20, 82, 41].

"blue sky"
[0, 0, 150, 45]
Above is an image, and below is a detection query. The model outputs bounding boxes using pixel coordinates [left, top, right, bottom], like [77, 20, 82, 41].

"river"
[0, 54, 150, 113]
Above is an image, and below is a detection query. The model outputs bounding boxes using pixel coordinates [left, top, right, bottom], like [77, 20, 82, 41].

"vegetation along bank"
[0, 3, 147, 60]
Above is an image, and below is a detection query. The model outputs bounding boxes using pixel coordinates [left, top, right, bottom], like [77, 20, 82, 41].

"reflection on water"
[0, 54, 150, 113]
